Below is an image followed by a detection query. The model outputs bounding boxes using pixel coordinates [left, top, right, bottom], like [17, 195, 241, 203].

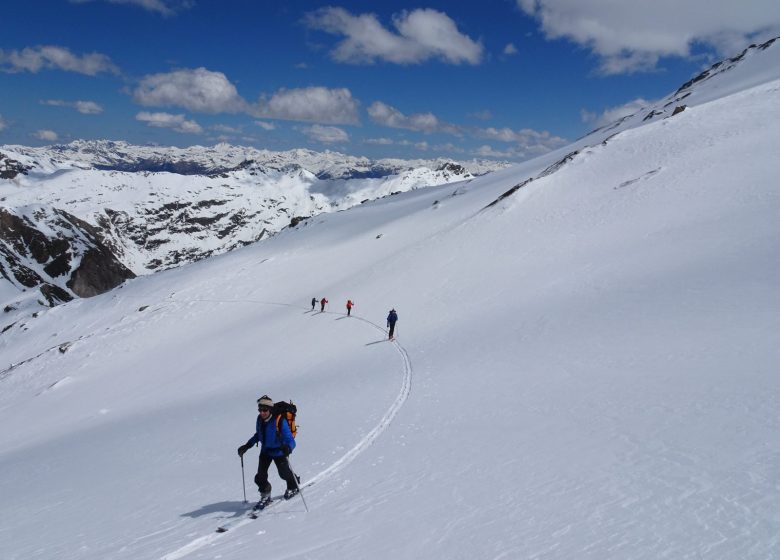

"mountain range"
[0, 143, 508, 306]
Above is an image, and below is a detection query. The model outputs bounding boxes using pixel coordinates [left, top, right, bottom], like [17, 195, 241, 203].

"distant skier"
[346, 299, 354, 316]
[311, 297, 316, 311]
[237, 395, 298, 507]
[386, 308, 398, 339]
[320, 297, 328, 312]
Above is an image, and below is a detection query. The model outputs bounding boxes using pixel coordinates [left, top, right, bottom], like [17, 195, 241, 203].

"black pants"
[255, 454, 297, 494]
[388, 322, 396, 338]
[347, 307, 351, 316]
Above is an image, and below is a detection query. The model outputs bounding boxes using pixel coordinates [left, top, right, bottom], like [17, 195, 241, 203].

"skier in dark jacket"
[237, 395, 298, 505]
[386, 308, 398, 339]
[311, 297, 316, 311]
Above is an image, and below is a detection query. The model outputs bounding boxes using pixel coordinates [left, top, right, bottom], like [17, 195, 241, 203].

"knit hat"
[257, 395, 274, 409]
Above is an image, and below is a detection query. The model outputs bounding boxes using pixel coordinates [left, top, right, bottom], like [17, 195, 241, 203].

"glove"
[237, 443, 251, 457]
[282, 444, 291, 457]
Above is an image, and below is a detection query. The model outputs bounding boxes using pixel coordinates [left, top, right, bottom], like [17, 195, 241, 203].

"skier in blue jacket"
[387, 308, 398, 339]
[238, 395, 298, 504]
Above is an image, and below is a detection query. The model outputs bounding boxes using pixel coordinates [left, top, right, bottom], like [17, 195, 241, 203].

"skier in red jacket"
[346, 299, 354, 316]
[320, 297, 328, 312]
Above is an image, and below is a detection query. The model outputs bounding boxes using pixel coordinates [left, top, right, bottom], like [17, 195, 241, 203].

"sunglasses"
[258, 406, 272, 412]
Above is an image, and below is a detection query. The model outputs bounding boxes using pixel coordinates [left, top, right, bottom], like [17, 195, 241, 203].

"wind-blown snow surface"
[2, 80, 780, 559]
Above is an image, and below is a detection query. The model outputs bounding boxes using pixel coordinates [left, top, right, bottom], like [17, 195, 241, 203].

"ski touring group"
[310, 298, 399, 341]
[235, 304, 399, 515]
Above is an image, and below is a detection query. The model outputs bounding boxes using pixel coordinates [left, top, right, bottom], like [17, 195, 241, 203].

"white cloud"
[134, 67, 246, 113]
[0, 114, 7, 132]
[302, 124, 349, 144]
[42, 99, 104, 114]
[368, 100, 567, 156]
[518, 0, 780, 74]
[70, 0, 190, 16]
[475, 144, 517, 158]
[134, 69, 361, 125]
[469, 109, 493, 121]
[0, 45, 119, 75]
[135, 111, 202, 134]
[34, 130, 58, 142]
[254, 120, 276, 131]
[254, 87, 360, 125]
[366, 137, 394, 145]
[477, 126, 568, 151]
[504, 43, 519, 55]
[434, 142, 465, 154]
[305, 7, 484, 65]
[368, 101, 461, 135]
[581, 98, 651, 128]
[210, 124, 241, 134]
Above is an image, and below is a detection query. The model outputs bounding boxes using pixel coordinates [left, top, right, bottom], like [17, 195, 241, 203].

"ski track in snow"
[160, 300, 412, 560]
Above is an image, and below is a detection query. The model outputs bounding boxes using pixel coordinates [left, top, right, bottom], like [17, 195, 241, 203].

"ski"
[215, 494, 282, 533]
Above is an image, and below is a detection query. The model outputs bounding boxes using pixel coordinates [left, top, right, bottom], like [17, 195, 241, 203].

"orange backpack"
[272, 400, 297, 439]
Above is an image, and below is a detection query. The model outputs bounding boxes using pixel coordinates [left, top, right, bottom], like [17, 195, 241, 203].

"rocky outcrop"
[0, 207, 134, 303]
[0, 152, 32, 179]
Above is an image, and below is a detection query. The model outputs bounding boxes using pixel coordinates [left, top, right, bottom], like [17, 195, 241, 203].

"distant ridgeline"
[0, 143, 505, 306]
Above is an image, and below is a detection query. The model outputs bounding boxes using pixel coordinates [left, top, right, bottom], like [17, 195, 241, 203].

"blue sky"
[1, 0, 779, 161]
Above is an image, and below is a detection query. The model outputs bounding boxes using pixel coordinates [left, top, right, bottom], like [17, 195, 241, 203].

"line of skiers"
[237, 306, 400, 506]
[310, 297, 399, 340]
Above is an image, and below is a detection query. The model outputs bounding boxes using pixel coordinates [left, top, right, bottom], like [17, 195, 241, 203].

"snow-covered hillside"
[1, 40, 779, 560]
[0, 143, 505, 307]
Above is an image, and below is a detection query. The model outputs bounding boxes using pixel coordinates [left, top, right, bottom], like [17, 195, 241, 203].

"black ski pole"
[240, 455, 247, 504]
[286, 457, 309, 512]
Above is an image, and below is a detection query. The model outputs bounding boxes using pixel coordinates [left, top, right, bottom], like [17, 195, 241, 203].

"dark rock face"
[0, 152, 32, 180]
[437, 162, 467, 175]
[0, 207, 135, 302]
[67, 247, 135, 297]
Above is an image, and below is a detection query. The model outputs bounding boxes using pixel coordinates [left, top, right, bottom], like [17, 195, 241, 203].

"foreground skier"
[237, 395, 298, 509]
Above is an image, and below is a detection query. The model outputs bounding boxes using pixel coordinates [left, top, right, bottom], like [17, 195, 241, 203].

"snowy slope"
[1, 46, 780, 559]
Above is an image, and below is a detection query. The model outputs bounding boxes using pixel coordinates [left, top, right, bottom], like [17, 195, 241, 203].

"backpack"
[272, 400, 298, 439]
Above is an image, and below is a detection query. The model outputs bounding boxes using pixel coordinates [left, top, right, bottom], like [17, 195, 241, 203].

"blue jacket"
[246, 415, 296, 458]
[387, 310, 398, 325]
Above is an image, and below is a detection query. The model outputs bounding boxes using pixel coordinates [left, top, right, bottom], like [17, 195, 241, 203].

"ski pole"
[286, 457, 309, 512]
[240, 455, 247, 504]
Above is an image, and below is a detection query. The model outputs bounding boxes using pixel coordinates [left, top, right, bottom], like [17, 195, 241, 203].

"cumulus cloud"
[475, 144, 517, 158]
[34, 130, 59, 142]
[469, 109, 493, 121]
[254, 86, 360, 125]
[433, 142, 466, 154]
[134, 67, 246, 113]
[136, 111, 202, 133]
[365, 137, 394, 145]
[254, 120, 276, 131]
[581, 98, 650, 128]
[302, 124, 349, 144]
[518, 0, 780, 74]
[210, 124, 241, 134]
[368, 100, 567, 157]
[504, 43, 519, 55]
[368, 101, 462, 135]
[42, 99, 104, 114]
[476, 126, 568, 151]
[305, 7, 484, 65]
[134, 69, 362, 125]
[70, 0, 191, 16]
[0, 45, 119, 75]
